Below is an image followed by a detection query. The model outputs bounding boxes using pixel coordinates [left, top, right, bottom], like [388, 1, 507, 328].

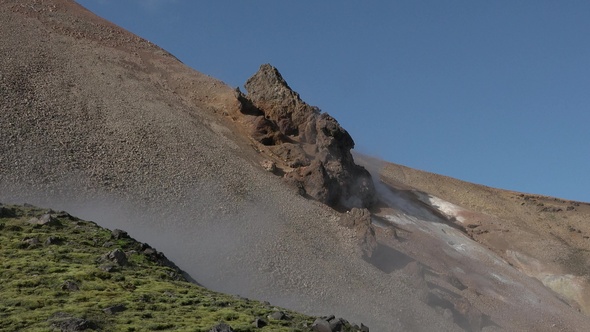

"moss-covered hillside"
[0, 204, 366, 332]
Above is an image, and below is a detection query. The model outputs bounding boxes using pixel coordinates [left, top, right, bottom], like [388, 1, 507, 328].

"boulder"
[329, 317, 344, 331]
[267, 311, 287, 320]
[251, 115, 284, 146]
[102, 304, 126, 315]
[48, 312, 93, 331]
[295, 160, 338, 204]
[111, 229, 129, 239]
[27, 214, 60, 226]
[106, 248, 127, 266]
[312, 318, 332, 332]
[244, 64, 315, 136]
[209, 323, 234, 332]
[61, 280, 79, 291]
[260, 160, 276, 172]
[269, 143, 310, 168]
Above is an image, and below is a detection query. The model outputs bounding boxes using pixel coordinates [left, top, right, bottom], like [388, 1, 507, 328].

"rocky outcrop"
[237, 64, 376, 209]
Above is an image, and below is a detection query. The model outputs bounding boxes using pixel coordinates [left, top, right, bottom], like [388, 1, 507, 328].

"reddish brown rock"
[240, 64, 376, 209]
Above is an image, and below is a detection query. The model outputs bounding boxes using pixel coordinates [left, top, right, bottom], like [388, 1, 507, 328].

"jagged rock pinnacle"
[239, 64, 376, 209]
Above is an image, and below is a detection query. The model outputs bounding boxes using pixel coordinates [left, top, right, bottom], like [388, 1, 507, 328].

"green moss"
[0, 204, 323, 331]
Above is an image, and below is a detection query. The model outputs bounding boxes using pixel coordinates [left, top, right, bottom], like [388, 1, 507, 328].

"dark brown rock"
[241, 64, 376, 209]
[267, 311, 287, 320]
[269, 143, 310, 168]
[106, 248, 127, 266]
[252, 317, 267, 328]
[103, 304, 126, 315]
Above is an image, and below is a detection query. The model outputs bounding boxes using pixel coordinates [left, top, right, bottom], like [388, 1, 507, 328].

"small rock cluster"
[311, 315, 370, 332]
[97, 228, 188, 281]
[209, 313, 369, 332]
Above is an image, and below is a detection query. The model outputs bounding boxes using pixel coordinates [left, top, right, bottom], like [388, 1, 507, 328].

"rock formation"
[237, 64, 376, 209]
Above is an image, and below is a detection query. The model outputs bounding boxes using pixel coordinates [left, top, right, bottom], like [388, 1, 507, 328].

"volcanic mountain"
[1, 1, 589, 331]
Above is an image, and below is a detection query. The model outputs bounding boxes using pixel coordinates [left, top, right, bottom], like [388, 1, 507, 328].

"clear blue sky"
[77, 1, 590, 203]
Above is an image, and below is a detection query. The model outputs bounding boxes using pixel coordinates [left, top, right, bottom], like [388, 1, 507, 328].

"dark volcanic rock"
[209, 323, 234, 332]
[103, 304, 126, 315]
[241, 64, 376, 209]
[0, 206, 17, 218]
[49, 312, 94, 331]
[111, 229, 130, 239]
[61, 280, 80, 292]
[244, 65, 313, 136]
[251, 115, 285, 146]
[269, 143, 310, 168]
[253, 317, 267, 328]
[312, 318, 332, 332]
[106, 248, 128, 266]
[45, 236, 62, 245]
[267, 311, 287, 320]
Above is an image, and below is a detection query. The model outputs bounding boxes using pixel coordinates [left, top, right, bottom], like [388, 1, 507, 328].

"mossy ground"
[0, 204, 317, 331]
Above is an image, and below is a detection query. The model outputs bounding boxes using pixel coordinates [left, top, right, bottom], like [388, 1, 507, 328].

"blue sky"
[77, 1, 590, 203]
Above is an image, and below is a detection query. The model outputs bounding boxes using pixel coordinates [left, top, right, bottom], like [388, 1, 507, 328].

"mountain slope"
[1, 1, 589, 331]
[376, 160, 590, 314]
